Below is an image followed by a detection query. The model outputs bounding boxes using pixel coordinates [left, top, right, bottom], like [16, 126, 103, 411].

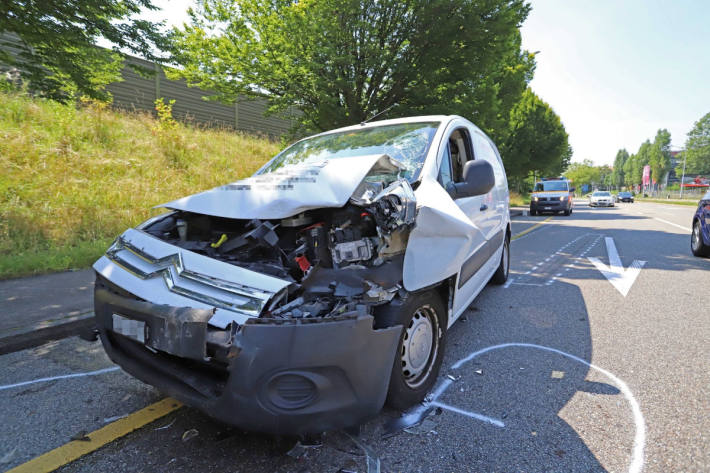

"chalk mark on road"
[447, 343, 646, 473]
[0, 366, 120, 392]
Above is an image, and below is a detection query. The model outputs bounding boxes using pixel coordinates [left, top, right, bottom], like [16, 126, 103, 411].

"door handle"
[480, 204, 488, 211]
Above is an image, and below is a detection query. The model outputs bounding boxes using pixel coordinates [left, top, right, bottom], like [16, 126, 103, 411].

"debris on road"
[154, 418, 176, 431]
[103, 414, 128, 423]
[70, 430, 91, 442]
[181, 428, 199, 442]
[551, 370, 565, 379]
[0, 447, 17, 464]
[286, 439, 322, 459]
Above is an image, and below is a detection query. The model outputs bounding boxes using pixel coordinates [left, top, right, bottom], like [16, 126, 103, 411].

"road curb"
[0, 312, 95, 355]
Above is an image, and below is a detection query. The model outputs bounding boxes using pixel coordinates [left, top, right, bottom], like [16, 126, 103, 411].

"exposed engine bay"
[139, 178, 417, 322]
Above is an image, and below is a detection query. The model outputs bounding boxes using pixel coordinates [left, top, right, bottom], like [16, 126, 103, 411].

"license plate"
[112, 313, 145, 343]
[544, 206, 551, 210]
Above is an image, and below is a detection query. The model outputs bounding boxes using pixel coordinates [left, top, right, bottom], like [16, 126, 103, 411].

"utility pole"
[679, 152, 687, 199]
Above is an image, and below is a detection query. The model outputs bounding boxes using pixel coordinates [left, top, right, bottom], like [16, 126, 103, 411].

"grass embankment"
[0, 92, 280, 279]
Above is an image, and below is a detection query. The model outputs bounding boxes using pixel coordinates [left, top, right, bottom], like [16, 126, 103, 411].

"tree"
[685, 112, 710, 175]
[623, 153, 635, 187]
[0, 1, 170, 101]
[611, 149, 629, 188]
[500, 88, 570, 185]
[649, 128, 671, 186]
[170, 0, 533, 135]
[564, 159, 600, 191]
[631, 140, 651, 186]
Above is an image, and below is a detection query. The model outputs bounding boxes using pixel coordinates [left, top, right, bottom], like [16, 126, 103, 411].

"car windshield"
[534, 181, 568, 192]
[620, 192, 631, 196]
[593, 192, 611, 196]
[258, 122, 440, 182]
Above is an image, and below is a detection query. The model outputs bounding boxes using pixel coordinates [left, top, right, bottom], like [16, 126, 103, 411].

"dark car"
[618, 191, 634, 203]
[691, 190, 710, 257]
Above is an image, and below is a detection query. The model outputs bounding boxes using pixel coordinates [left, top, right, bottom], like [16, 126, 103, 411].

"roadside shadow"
[367, 279, 630, 473]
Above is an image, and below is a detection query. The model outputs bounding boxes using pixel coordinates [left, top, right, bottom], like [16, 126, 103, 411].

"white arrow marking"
[588, 237, 646, 297]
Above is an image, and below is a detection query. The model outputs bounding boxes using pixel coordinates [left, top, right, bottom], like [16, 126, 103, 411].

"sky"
[142, 0, 709, 166]
[520, 0, 710, 164]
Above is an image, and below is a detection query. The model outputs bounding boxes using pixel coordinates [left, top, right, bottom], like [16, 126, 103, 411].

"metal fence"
[1, 34, 296, 137]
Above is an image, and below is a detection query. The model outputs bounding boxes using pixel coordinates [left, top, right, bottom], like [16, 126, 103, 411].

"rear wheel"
[491, 234, 510, 284]
[376, 291, 447, 410]
[691, 219, 710, 257]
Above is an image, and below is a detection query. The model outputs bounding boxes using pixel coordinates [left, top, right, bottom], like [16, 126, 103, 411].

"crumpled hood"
[159, 154, 404, 220]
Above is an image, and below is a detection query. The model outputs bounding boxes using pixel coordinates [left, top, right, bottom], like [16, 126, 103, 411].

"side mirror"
[570, 187, 576, 192]
[452, 160, 495, 199]
[528, 189, 533, 193]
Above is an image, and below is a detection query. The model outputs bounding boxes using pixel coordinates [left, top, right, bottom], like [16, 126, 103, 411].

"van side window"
[448, 128, 475, 183]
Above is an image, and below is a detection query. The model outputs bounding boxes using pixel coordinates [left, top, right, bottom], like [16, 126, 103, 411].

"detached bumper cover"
[94, 287, 401, 435]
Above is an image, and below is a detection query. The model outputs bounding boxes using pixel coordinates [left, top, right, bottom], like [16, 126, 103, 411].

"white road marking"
[588, 237, 646, 297]
[503, 277, 515, 289]
[0, 367, 120, 392]
[448, 342, 646, 473]
[653, 217, 691, 233]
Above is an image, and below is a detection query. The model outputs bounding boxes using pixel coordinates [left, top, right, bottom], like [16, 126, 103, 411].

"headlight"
[559, 196, 565, 201]
[532, 196, 538, 201]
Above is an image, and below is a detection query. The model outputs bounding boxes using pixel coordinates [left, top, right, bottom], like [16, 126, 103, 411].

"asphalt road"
[1, 201, 708, 473]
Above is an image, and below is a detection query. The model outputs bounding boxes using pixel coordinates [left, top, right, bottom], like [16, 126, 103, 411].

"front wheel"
[376, 291, 447, 410]
[529, 208, 537, 216]
[691, 220, 710, 257]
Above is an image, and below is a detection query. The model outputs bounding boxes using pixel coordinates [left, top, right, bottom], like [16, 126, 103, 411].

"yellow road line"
[8, 398, 182, 473]
[511, 216, 554, 241]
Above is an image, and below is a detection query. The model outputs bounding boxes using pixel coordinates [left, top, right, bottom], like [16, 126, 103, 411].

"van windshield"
[259, 122, 440, 182]
[534, 181, 568, 192]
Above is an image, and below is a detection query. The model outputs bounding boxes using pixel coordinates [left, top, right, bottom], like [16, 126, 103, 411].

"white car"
[589, 191, 614, 207]
[92, 116, 511, 435]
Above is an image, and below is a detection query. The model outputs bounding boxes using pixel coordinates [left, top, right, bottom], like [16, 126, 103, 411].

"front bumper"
[530, 199, 570, 212]
[94, 284, 401, 435]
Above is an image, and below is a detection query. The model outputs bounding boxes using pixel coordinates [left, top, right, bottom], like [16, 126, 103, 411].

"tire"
[691, 219, 710, 257]
[491, 233, 510, 285]
[563, 208, 571, 216]
[529, 207, 537, 216]
[375, 290, 447, 410]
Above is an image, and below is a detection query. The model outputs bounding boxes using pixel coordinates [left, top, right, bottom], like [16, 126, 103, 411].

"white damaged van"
[93, 116, 511, 434]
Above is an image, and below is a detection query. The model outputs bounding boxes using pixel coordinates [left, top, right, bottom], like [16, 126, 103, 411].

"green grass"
[0, 91, 280, 279]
